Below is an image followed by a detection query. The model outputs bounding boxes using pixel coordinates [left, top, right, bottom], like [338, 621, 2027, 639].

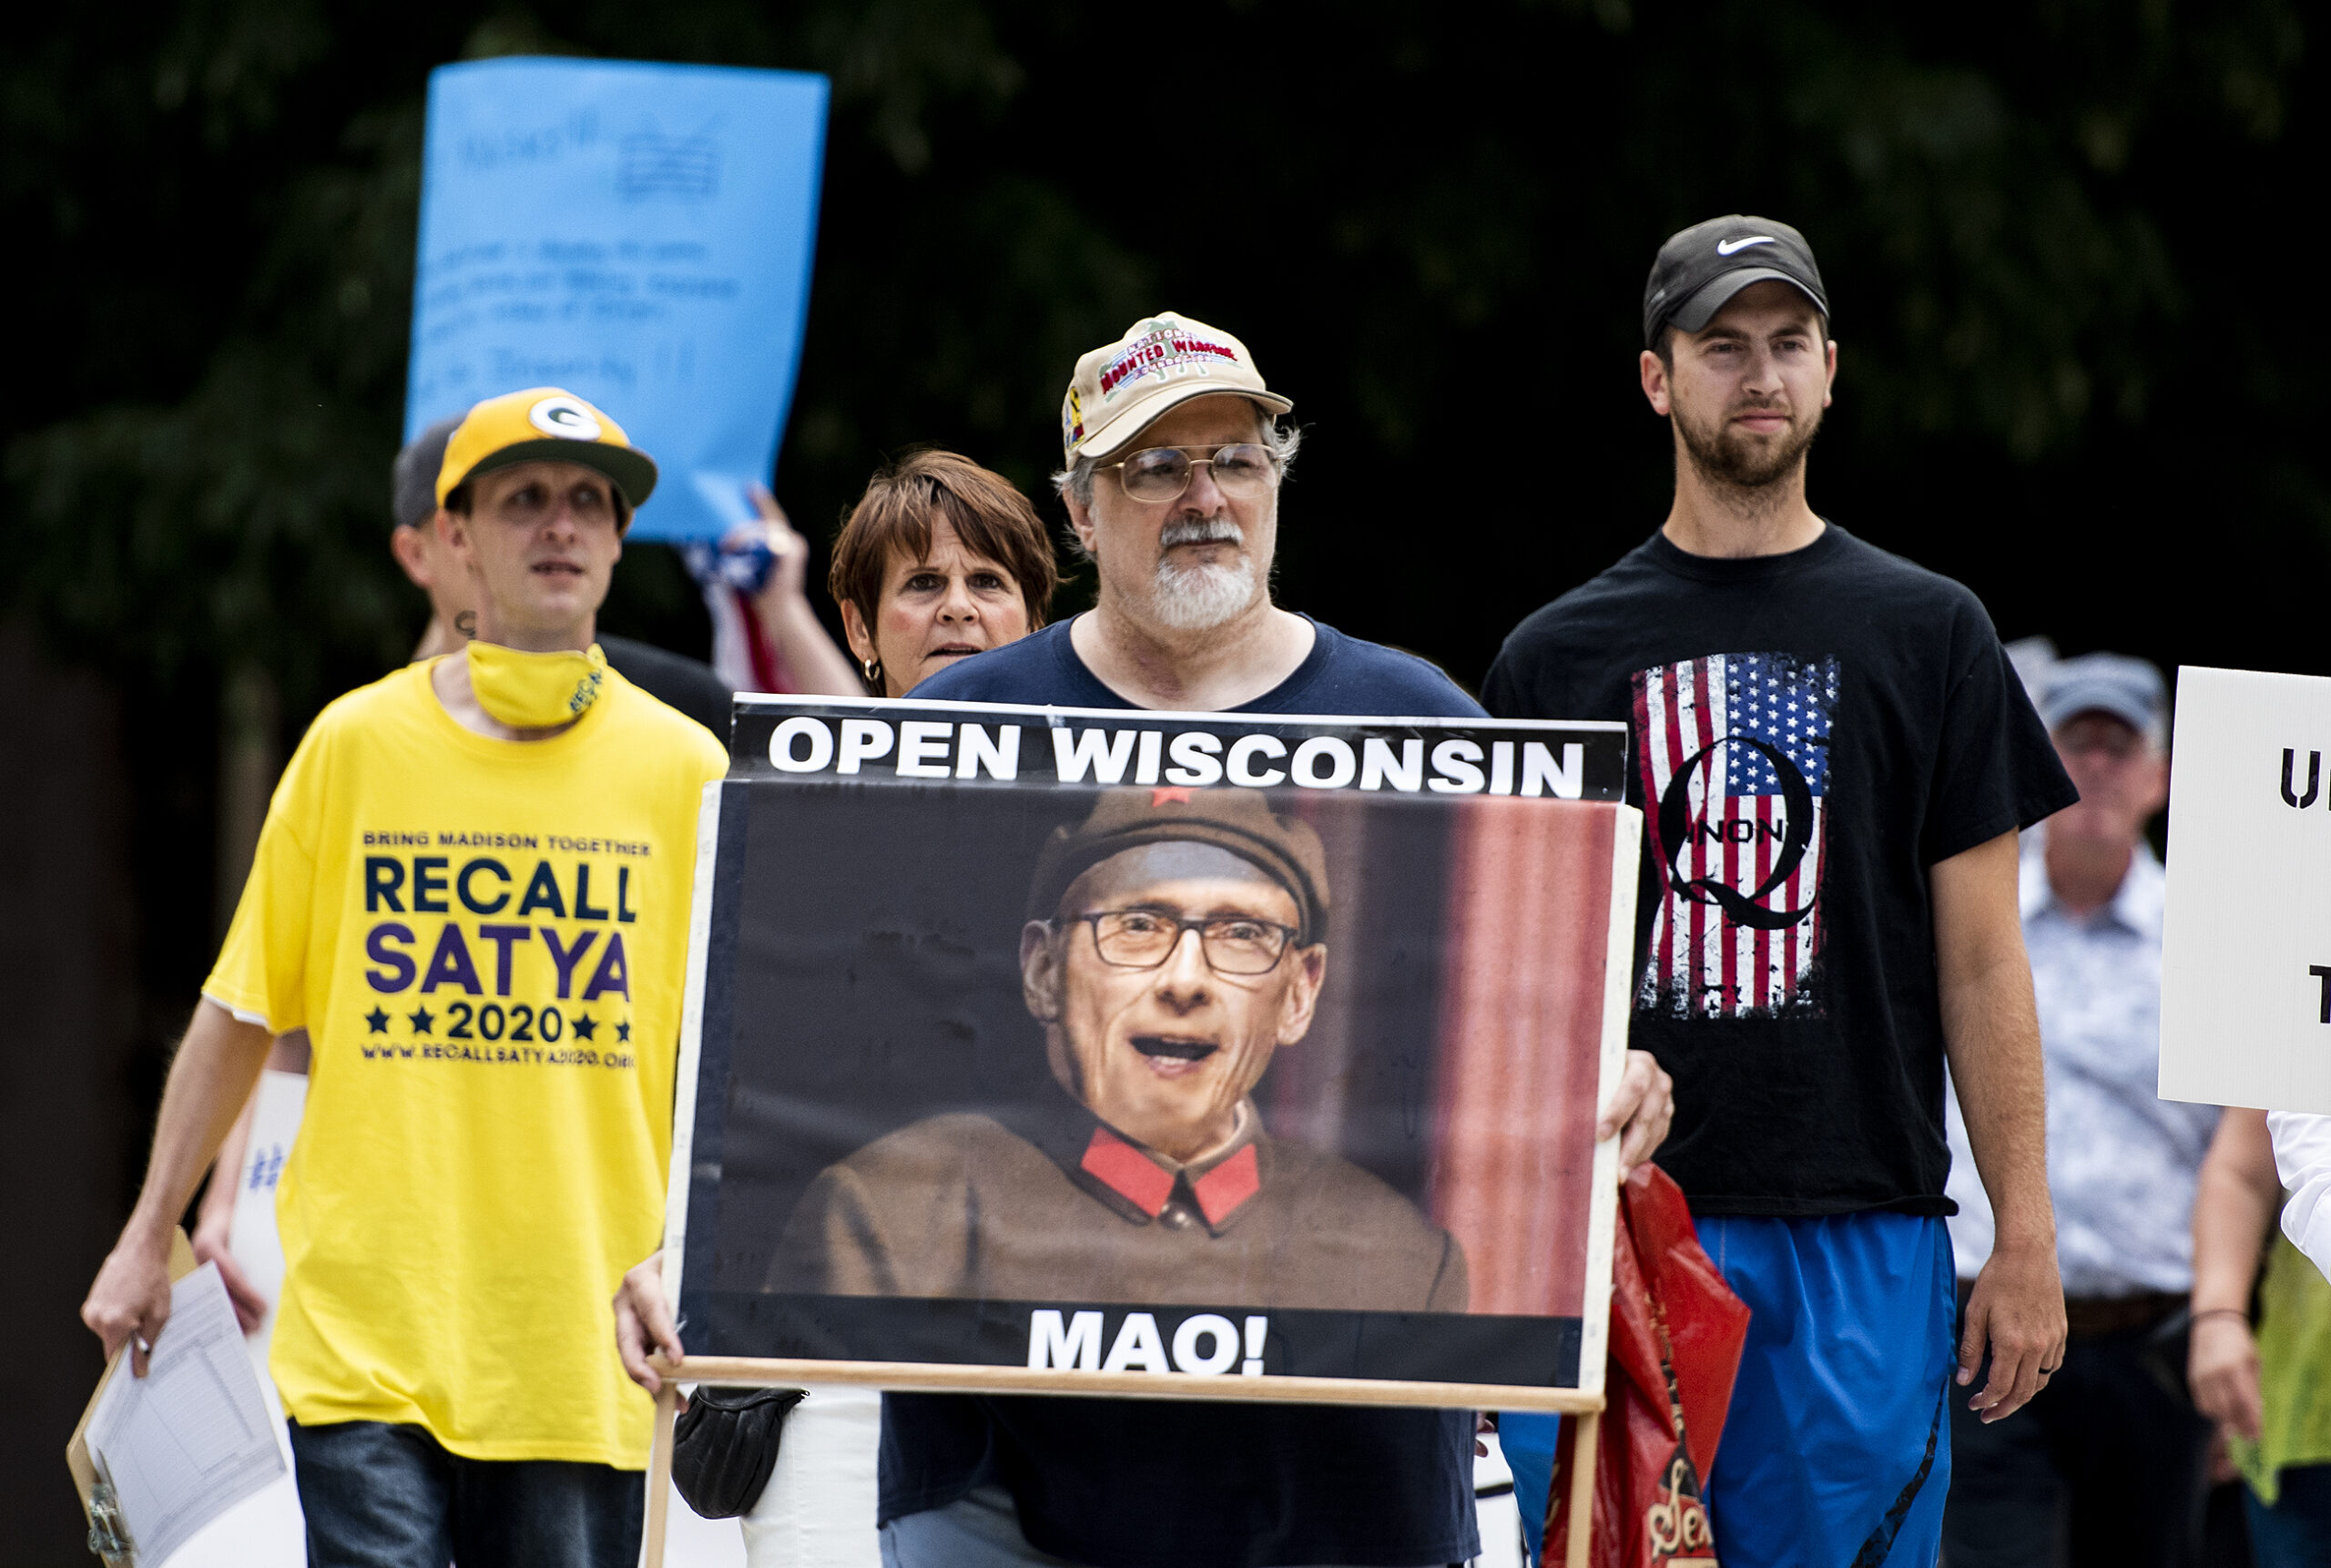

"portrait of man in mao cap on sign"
[770, 786, 1468, 1314]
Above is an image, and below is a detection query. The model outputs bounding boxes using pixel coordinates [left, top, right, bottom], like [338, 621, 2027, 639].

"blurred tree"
[7, 0, 2316, 708]
[2, 0, 2319, 982]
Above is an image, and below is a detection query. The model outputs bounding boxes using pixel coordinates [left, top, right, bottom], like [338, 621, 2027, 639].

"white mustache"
[1159, 516, 1243, 550]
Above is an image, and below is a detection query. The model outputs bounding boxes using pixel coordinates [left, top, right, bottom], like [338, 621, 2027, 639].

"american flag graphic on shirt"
[1632, 652, 1839, 1019]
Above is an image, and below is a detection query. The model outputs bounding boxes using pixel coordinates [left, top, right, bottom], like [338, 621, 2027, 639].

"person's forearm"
[758, 595, 866, 697]
[195, 1086, 261, 1238]
[1935, 834, 2055, 1249]
[2194, 1109, 2277, 1314]
[1945, 989, 2053, 1246]
[122, 1000, 277, 1250]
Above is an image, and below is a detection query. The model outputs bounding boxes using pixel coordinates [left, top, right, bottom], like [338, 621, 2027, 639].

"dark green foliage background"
[4, 0, 2322, 1045]
[1, 5, 2324, 1551]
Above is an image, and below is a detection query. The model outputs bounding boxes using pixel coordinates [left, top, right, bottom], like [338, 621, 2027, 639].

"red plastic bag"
[1544, 1162, 1750, 1567]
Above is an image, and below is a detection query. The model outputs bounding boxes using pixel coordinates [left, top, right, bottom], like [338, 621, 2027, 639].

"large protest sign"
[658, 697, 1640, 1410]
[405, 57, 827, 542]
[2163, 665, 2331, 1114]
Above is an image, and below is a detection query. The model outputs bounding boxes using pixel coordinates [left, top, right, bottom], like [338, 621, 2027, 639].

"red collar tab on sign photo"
[1079, 1125, 1263, 1229]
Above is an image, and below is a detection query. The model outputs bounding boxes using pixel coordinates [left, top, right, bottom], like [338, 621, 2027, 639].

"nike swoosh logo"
[1715, 235, 1777, 255]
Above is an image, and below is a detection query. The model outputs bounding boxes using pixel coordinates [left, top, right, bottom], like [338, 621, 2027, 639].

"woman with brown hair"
[616, 448, 1056, 1566]
[826, 449, 1058, 697]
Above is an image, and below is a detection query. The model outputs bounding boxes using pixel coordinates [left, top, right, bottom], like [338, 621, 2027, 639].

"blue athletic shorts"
[1502, 1210, 1956, 1568]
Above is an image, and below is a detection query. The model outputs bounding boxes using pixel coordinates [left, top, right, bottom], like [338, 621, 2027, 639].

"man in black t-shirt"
[1484, 218, 2076, 1568]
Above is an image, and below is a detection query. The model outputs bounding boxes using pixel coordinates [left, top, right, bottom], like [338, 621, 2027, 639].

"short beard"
[1149, 516, 1258, 630]
[1675, 399, 1823, 494]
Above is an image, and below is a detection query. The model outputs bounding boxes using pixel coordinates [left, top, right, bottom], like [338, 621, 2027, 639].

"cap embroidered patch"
[1059, 311, 1289, 464]
[527, 394, 604, 441]
[1099, 322, 1239, 402]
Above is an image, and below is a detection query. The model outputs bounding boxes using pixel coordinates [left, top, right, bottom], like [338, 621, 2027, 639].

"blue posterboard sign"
[405, 57, 828, 543]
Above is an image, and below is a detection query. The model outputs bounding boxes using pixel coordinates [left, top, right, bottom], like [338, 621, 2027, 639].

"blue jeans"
[2249, 1463, 2331, 1568]
[285, 1419, 642, 1568]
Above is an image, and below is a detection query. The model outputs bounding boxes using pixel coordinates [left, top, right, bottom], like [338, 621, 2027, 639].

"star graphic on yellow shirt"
[408, 1005, 435, 1034]
[571, 1013, 597, 1042]
[364, 1008, 389, 1033]
[616, 1019, 632, 1044]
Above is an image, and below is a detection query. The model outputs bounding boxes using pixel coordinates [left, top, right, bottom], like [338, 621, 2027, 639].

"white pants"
[739, 1385, 883, 1568]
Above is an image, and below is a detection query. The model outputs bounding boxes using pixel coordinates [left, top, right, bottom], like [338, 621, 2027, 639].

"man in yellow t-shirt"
[83, 388, 729, 1566]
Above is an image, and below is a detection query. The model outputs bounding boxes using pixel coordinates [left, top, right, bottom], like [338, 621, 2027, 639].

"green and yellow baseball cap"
[434, 388, 660, 516]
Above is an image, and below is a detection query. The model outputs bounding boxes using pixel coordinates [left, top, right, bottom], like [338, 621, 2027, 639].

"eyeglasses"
[1071, 910, 1298, 976]
[1096, 443, 1279, 504]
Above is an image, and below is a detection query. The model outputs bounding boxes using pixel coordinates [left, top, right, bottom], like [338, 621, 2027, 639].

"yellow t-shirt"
[204, 659, 728, 1466]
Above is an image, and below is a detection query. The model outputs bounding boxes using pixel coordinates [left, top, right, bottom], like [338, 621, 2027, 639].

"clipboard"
[65, 1228, 198, 1566]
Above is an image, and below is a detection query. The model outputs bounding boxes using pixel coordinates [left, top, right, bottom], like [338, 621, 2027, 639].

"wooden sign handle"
[642, 1382, 678, 1568]
[1562, 1408, 1600, 1568]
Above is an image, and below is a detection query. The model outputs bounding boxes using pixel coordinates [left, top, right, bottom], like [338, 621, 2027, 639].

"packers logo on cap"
[435, 387, 660, 520]
[527, 394, 604, 442]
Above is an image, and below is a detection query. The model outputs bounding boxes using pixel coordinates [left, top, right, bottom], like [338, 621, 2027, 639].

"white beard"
[1149, 517, 1259, 630]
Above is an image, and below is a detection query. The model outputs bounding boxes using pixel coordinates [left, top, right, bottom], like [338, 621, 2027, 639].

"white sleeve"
[741, 1384, 881, 1566]
[2268, 1111, 2331, 1281]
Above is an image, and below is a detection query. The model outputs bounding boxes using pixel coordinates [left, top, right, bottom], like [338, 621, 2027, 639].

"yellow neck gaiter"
[466, 641, 607, 729]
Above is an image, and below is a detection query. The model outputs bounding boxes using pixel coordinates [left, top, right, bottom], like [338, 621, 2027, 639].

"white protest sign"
[2162, 665, 2331, 1113]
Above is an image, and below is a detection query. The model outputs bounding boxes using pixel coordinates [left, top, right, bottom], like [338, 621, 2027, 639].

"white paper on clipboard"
[84, 1263, 285, 1563]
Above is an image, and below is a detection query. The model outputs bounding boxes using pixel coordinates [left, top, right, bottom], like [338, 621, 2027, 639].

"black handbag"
[670, 1385, 807, 1519]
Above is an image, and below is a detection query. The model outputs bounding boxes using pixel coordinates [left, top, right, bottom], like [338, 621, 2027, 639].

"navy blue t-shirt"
[911, 614, 1480, 720]
[889, 613, 1486, 1568]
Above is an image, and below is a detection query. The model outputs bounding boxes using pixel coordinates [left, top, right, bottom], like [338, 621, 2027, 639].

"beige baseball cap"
[1060, 311, 1293, 465]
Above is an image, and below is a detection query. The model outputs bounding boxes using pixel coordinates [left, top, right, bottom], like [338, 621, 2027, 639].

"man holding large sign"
[84, 389, 727, 1566]
[1484, 217, 2078, 1564]
[894, 311, 1669, 1568]
[618, 311, 1674, 1567]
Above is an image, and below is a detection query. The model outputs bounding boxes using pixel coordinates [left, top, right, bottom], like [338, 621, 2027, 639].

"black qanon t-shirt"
[880, 614, 1486, 1568]
[1482, 524, 2074, 1217]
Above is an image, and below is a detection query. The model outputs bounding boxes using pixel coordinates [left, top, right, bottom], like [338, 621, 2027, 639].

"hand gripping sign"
[653, 696, 1639, 1423]
[2163, 666, 2331, 1114]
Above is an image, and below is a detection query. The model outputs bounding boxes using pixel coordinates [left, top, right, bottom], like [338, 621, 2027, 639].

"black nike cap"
[1643, 215, 1830, 350]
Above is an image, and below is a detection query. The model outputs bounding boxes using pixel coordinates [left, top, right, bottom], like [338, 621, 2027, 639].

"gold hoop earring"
[862, 657, 882, 687]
